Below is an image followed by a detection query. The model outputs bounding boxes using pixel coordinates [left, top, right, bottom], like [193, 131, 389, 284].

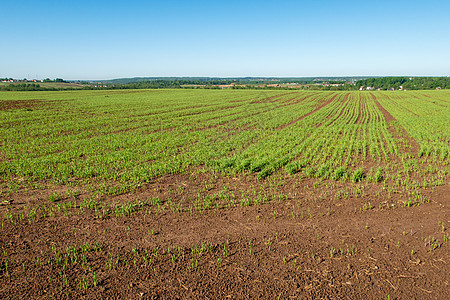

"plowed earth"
[1, 170, 449, 299]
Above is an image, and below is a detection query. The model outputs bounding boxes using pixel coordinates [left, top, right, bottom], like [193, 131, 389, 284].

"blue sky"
[1, 0, 449, 80]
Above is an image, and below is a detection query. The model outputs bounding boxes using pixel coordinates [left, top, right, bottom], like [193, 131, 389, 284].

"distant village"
[360, 86, 403, 91]
[1, 78, 63, 83]
[180, 79, 359, 90]
[359, 85, 441, 91]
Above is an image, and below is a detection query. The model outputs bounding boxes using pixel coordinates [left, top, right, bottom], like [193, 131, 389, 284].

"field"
[0, 89, 449, 299]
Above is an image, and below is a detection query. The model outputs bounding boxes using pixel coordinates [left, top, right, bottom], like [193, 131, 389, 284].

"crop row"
[0, 89, 448, 195]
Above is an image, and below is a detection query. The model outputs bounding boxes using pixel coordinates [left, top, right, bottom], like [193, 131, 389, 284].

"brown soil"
[0, 99, 44, 111]
[1, 170, 448, 299]
[371, 93, 396, 122]
[371, 93, 421, 155]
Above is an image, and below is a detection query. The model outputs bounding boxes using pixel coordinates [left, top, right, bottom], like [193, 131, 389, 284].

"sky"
[1, 0, 449, 80]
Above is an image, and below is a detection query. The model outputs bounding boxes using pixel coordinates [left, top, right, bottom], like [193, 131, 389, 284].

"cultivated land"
[0, 89, 449, 299]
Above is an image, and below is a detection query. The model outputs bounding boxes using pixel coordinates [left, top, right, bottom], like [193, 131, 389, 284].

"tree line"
[354, 77, 448, 90]
[0, 84, 56, 91]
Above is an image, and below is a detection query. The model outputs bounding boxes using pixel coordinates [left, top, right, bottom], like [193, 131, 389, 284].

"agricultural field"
[0, 89, 449, 299]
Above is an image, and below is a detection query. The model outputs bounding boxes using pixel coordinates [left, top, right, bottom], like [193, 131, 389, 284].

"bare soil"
[371, 93, 421, 155]
[1, 170, 449, 299]
[0, 99, 44, 111]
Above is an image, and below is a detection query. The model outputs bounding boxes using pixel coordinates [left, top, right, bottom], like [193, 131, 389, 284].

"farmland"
[1, 89, 449, 299]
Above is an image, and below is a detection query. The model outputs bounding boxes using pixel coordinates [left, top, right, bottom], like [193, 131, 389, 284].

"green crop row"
[0, 89, 448, 195]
